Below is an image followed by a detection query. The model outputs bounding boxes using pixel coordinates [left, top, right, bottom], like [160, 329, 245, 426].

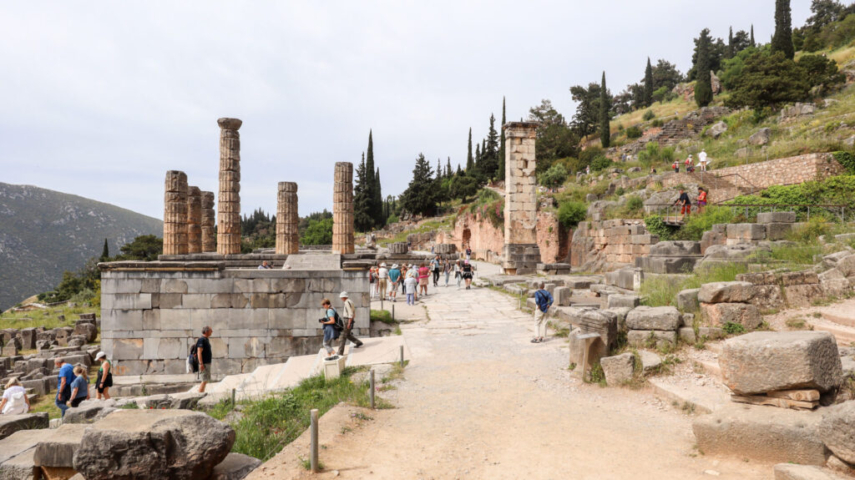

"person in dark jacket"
[532, 283, 554, 344]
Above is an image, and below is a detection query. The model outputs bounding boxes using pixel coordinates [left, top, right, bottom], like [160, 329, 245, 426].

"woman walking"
[418, 262, 430, 297]
[95, 352, 112, 400]
[455, 260, 462, 288]
[69, 366, 90, 408]
[443, 259, 451, 287]
[461, 260, 475, 290]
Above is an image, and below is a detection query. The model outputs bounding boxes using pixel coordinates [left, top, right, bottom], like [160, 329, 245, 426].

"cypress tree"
[365, 131, 376, 223]
[599, 72, 610, 148]
[498, 97, 506, 181]
[644, 58, 654, 107]
[727, 27, 735, 59]
[456, 164, 463, 176]
[353, 153, 374, 232]
[466, 128, 474, 171]
[695, 29, 714, 107]
[750, 25, 756, 47]
[474, 143, 481, 171]
[446, 157, 452, 178]
[374, 167, 383, 227]
[400, 154, 438, 217]
[772, 0, 795, 60]
[100, 239, 110, 261]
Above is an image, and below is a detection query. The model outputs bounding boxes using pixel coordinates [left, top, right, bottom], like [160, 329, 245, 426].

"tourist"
[443, 259, 451, 287]
[69, 365, 90, 408]
[320, 299, 341, 358]
[650, 166, 657, 174]
[585, 165, 590, 175]
[675, 189, 692, 218]
[337, 292, 364, 355]
[430, 255, 441, 287]
[698, 150, 708, 172]
[94, 352, 112, 400]
[404, 273, 417, 305]
[465, 246, 472, 261]
[196, 326, 213, 393]
[399, 265, 408, 295]
[532, 282, 554, 344]
[684, 155, 692, 171]
[55, 357, 74, 417]
[369, 264, 378, 299]
[388, 264, 401, 302]
[0, 378, 29, 415]
[418, 262, 430, 296]
[671, 160, 679, 173]
[454, 260, 462, 288]
[461, 260, 474, 290]
[377, 263, 389, 301]
[257, 261, 271, 270]
[697, 188, 708, 214]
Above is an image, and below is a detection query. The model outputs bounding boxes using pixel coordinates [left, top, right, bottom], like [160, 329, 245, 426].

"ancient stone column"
[217, 118, 243, 255]
[276, 182, 299, 255]
[332, 162, 354, 254]
[163, 171, 188, 255]
[502, 122, 541, 274]
[201, 191, 216, 253]
[186, 186, 202, 254]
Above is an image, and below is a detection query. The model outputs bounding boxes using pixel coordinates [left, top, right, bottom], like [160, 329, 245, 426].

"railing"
[645, 203, 701, 223]
[724, 204, 848, 222]
[692, 170, 760, 196]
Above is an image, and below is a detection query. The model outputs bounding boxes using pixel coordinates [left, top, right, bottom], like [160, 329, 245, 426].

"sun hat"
[339, 291, 349, 298]
[381, 262, 387, 267]
[95, 352, 106, 360]
[392, 264, 399, 269]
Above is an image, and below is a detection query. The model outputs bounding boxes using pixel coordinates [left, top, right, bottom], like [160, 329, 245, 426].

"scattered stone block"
[678, 327, 696, 344]
[210, 452, 261, 480]
[33, 423, 89, 468]
[773, 464, 840, 480]
[819, 268, 850, 297]
[626, 306, 681, 331]
[757, 212, 796, 224]
[603, 307, 632, 332]
[677, 289, 700, 312]
[64, 399, 117, 424]
[701, 303, 762, 330]
[0, 413, 49, 440]
[72, 322, 98, 343]
[566, 309, 618, 350]
[698, 281, 756, 304]
[627, 330, 677, 348]
[638, 350, 662, 373]
[568, 331, 606, 380]
[553, 286, 571, 307]
[726, 223, 766, 243]
[720, 331, 843, 395]
[693, 404, 827, 465]
[819, 400, 855, 464]
[827, 455, 855, 477]
[73, 410, 235, 480]
[748, 127, 771, 146]
[607, 294, 639, 309]
[600, 353, 635, 386]
[766, 223, 794, 241]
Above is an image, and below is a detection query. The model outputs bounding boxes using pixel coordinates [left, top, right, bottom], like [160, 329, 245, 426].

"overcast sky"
[0, 1, 811, 220]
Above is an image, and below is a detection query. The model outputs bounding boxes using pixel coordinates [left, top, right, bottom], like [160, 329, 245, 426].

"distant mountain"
[0, 183, 162, 310]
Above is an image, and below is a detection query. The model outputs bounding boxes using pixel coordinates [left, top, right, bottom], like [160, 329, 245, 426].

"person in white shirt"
[377, 263, 389, 301]
[337, 292, 363, 355]
[0, 378, 30, 415]
[698, 150, 708, 172]
[404, 275, 418, 305]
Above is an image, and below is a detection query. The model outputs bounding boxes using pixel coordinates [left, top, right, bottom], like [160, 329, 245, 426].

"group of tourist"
[671, 150, 709, 174]
[674, 187, 709, 217]
[320, 292, 364, 359]
[368, 256, 477, 303]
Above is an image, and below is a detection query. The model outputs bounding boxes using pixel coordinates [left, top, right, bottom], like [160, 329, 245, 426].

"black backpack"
[331, 309, 345, 331]
[188, 343, 199, 373]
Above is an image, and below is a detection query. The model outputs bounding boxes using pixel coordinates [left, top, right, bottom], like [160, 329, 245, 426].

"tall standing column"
[332, 162, 354, 254]
[276, 182, 299, 255]
[187, 186, 202, 254]
[163, 171, 188, 255]
[201, 191, 216, 253]
[502, 122, 541, 274]
[217, 118, 243, 255]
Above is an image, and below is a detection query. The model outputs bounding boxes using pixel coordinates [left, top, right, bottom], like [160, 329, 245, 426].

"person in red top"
[672, 161, 679, 173]
[684, 155, 692, 169]
[697, 188, 708, 214]
[418, 262, 430, 297]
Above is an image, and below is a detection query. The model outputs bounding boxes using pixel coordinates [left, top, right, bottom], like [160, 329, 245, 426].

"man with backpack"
[195, 326, 213, 393]
[337, 292, 364, 356]
[532, 283, 554, 344]
[320, 298, 344, 358]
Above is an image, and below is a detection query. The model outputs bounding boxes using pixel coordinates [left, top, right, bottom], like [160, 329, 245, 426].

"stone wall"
[694, 153, 845, 192]
[100, 262, 369, 379]
[570, 219, 657, 272]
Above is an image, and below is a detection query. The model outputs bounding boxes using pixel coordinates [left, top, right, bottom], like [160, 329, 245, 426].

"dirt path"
[250, 267, 773, 479]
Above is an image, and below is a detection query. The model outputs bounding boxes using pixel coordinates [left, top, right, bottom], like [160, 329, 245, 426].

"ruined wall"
[715, 153, 845, 190]
[570, 219, 657, 272]
[100, 264, 369, 379]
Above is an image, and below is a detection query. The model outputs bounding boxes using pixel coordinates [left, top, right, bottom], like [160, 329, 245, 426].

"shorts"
[462, 273, 473, 280]
[96, 373, 113, 393]
[201, 363, 212, 382]
[419, 277, 428, 286]
[71, 397, 86, 408]
[681, 204, 691, 215]
[698, 201, 707, 207]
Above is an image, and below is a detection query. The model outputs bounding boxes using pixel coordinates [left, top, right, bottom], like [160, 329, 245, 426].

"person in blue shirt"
[532, 282, 554, 344]
[387, 264, 401, 302]
[320, 299, 341, 358]
[54, 358, 75, 417]
[69, 365, 90, 408]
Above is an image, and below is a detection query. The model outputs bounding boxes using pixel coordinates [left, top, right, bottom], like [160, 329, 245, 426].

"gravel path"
[251, 263, 772, 479]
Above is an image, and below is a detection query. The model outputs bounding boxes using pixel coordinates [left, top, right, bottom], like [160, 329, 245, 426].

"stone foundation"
[571, 219, 656, 272]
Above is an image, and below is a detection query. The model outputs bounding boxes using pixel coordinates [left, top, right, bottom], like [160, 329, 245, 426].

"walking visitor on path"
[337, 292, 363, 355]
[418, 262, 430, 296]
[320, 299, 342, 359]
[461, 260, 474, 290]
[55, 358, 74, 417]
[532, 282, 553, 343]
[377, 263, 389, 301]
[95, 351, 112, 400]
[196, 326, 213, 393]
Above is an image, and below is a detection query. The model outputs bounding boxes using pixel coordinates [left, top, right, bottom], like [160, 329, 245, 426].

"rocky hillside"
[0, 183, 162, 310]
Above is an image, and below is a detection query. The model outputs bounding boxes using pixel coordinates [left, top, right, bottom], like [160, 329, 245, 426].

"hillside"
[0, 183, 162, 310]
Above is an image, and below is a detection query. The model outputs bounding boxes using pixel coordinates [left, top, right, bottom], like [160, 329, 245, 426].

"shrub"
[637, 142, 675, 167]
[579, 147, 604, 165]
[558, 201, 587, 229]
[615, 187, 625, 197]
[626, 195, 644, 211]
[722, 322, 746, 335]
[590, 156, 614, 172]
[625, 126, 643, 139]
[833, 152, 855, 174]
[539, 163, 568, 188]
[725, 51, 810, 110]
[642, 110, 656, 121]
[644, 215, 678, 241]
[676, 206, 735, 241]
[651, 119, 663, 128]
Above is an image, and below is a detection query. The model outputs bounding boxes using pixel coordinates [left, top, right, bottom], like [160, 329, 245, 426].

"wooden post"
[310, 409, 319, 472]
[399, 345, 404, 368]
[231, 388, 236, 406]
[369, 370, 375, 409]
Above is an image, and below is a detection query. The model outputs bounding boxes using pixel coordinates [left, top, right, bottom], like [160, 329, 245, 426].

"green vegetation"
[722, 322, 746, 335]
[301, 216, 333, 246]
[370, 309, 397, 325]
[600, 72, 611, 148]
[558, 202, 587, 229]
[726, 175, 855, 220]
[640, 263, 748, 308]
[539, 163, 568, 188]
[637, 142, 675, 167]
[676, 207, 735, 241]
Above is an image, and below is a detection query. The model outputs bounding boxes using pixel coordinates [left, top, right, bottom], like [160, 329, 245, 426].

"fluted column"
[332, 162, 354, 254]
[187, 186, 202, 254]
[201, 191, 216, 253]
[276, 182, 299, 255]
[217, 118, 242, 255]
[163, 171, 188, 255]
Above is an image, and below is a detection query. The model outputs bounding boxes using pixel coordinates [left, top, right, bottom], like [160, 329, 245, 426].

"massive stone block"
[819, 401, 855, 464]
[700, 302, 762, 330]
[217, 117, 243, 255]
[719, 331, 843, 395]
[698, 281, 756, 304]
[502, 122, 541, 274]
[726, 223, 766, 243]
[757, 211, 796, 224]
[332, 162, 354, 254]
[0, 413, 49, 440]
[625, 306, 682, 331]
[601, 353, 635, 386]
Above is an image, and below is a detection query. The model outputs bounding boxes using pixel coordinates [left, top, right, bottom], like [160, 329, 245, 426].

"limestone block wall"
[716, 153, 845, 190]
[570, 219, 657, 272]
[100, 265, 369, 379]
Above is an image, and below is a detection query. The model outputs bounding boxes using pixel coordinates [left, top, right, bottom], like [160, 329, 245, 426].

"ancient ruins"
[502, 122, 541, 274]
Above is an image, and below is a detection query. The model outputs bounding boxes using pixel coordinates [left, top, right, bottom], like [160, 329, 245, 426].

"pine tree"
[100, 239, 110, 261]
[446, 157, 452, 178]
[456, 164, 463, 176]
[436, 159, 442, 181]
[644, 58, 654, 107]
[750, 25, 756, 47]
[466, 128, 474, 171]
[474, 143, 481, 172]
[599, 72, 610, 148]
[772, 0, 795, 60]
[695, 29, 714, 107]
[498, 97, 506, 181]
[482, 113, 499, 180]
[400, 154, 438, 217]
[727, 27, 735, 59]
[374, 167, 383, 227]
[353, 153, 374, 232]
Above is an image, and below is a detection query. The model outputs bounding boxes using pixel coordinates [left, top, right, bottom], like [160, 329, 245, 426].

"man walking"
[54, 358, 74, 417]
[337, 292, 364, 355]
[430, 255, 441, 287]
[532, 283, 553, 343]
[196, 326, 213, 393]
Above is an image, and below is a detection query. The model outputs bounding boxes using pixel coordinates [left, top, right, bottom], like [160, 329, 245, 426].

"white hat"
[392, 264, 399, 269]
[95, 352, 106, 360]
[340, 291, 349, 298]
[381, 262, 387, 267]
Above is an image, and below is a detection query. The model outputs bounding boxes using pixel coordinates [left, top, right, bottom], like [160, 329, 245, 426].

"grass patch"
[586, 362, 607, 387]
[28, 397, 62, 420]
[0, 304, 98, 330]
[722, 322, 746, 335]
[370, 310, 397, 325]
[640, 263, 748, 307]
[785, 317, 813, 330]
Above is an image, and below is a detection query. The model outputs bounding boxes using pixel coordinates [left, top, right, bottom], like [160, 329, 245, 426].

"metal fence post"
[369, 370, 375, 409]
[310, 409, 319, 472]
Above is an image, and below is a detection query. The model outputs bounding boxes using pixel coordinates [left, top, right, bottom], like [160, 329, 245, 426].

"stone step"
[648, 378, 729, 415]
[809, 319, 855, 346]
[695, 359, 722, 380]
[822, 311, 855, 329]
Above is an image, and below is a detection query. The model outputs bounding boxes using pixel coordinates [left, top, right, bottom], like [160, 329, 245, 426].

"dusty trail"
[251, 263, 772, 479]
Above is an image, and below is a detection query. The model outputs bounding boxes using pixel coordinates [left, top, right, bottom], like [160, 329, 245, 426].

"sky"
[0, 1, 811, 220]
